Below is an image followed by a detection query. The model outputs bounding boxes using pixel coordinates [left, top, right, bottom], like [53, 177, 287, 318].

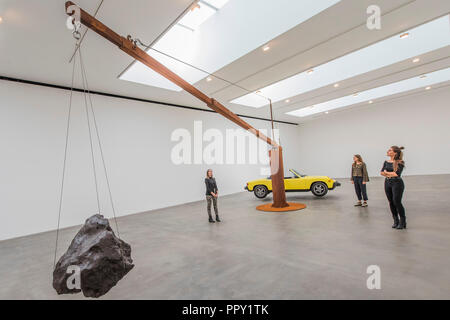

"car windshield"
[290, 169, 307, 177]
[266, 169, 307, 179]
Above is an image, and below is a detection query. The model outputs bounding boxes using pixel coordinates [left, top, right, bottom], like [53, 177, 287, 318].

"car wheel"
[254, 185, 269, 199]
[311, 182, 328, 197]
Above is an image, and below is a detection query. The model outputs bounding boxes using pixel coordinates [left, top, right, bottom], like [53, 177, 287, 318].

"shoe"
[215, 216, 221, 222]
[392, 214, 399, 228]
[396, 218, 406, 229]
[209, 217, 215, 223]
[354, 202, 362, 206]
[361, 202, 368, 207]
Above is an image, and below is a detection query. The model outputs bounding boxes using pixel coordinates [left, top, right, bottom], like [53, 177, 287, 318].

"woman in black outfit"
[205, 169, 220, 223]
[351, 154, 369, 207]
[381, 146, 406, 229]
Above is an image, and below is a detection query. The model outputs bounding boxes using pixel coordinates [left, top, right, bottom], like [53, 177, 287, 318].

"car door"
[285, 169, 308, 190]
[284, 171, 303, 190]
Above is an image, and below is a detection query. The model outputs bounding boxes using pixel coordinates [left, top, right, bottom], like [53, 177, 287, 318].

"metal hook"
[73, 30, 81, 40]
[126, 35, 138, 49]
[71, 19, 82, 40]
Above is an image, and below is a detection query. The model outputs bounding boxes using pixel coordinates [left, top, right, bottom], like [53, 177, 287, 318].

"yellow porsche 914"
[245, 169, 341, 198]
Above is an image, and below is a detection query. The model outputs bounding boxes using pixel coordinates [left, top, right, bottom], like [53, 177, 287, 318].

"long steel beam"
[65, 1, 288, 207]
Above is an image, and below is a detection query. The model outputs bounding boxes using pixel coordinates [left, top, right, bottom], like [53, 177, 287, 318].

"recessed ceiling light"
[206, 76, 212, 82]
[263, 45, 270, 52]
[286, 67, 450, 118]
[255, 90, 261, 94]
[400, 32, 410, 39]
[368, 100, 373, 104]
[325, 111, 329, 114]
[334, 83, 339, 88]
[307, 69, 314, 74]
[0, 17, 3, 23]
[285, 99, 290, 103]
[412, 58, 420, 63]
[190, 3, 200, 11]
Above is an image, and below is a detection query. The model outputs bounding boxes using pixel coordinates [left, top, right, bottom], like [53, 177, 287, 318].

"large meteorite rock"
[53, 214, 134, 298]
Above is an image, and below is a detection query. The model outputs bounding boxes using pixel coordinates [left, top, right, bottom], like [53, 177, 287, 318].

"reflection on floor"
[1, 175, 449, 299]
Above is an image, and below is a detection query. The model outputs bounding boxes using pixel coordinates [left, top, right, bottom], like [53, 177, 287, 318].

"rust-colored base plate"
[256, 202, 306, 212]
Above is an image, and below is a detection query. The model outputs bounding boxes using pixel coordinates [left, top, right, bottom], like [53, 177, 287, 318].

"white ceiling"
[0, 0, 449, 124]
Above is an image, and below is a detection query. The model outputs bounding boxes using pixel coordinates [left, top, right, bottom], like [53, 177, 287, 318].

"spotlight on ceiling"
[206, 76, 212, 82]
[400, 32, 410, 39]
[425, 86, 431, 90]
[307, 69, 314, 74]
[334, 83, 339, 88]
[369, 100, 373, 104]
[412, 58, 420, 63]
[285, 99, 290, 103]
[190, 3, 201, 11]
[0, 16, 3, 23]
[263, 45, 270, 52]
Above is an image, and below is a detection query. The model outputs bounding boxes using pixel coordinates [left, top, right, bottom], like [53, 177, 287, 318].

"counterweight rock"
[53, 214, 134, 298]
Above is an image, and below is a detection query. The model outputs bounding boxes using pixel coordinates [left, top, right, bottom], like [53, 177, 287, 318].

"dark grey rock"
[52, 214, 134, 298]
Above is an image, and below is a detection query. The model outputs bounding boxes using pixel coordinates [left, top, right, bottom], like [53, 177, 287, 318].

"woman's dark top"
[205, 177, 218, 196]
[351, 162, 369, 182]
[381, 161, 404, 177]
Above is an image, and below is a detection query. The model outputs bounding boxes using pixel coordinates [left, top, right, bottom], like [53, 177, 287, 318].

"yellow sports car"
[245, 169, 341, 198]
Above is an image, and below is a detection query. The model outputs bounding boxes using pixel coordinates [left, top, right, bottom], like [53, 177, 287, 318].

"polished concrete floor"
[0, 175, 449, 299]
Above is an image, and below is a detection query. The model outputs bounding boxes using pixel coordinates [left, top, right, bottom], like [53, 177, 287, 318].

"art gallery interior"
[0, 0, 449, 300]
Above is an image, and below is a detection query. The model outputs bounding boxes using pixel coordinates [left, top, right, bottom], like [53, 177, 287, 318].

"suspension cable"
[131, 37, 281, 145]
[79, 46, 121, 238]
[53, 45, 78, 269]
[79, 51, 101, 215]
[131, 38, 272, 103]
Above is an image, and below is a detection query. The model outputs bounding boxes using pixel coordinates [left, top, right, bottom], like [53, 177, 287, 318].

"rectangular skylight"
[120, 0, 341, 91]
[286, 67, 450, 118]
[120, 25, 207, 91]
[231, 15, 450, 107]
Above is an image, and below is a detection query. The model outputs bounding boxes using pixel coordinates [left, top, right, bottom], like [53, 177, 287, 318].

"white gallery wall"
[295, 85, 450, 178]
[2, 79, 448, 241]
[0, 80, 301, 240]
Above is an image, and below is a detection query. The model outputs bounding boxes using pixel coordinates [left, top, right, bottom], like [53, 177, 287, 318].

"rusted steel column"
[269, 146, 288, 208]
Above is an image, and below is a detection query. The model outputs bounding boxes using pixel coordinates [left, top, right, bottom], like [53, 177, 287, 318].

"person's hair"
[353, 154, 363, 167]
[206, 169, 213, 178]
[391, 146, 405, 171]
